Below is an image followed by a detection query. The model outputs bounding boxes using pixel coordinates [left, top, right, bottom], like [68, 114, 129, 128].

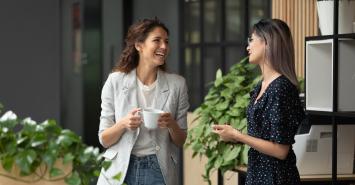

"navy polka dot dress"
[246, 75, 305, 185]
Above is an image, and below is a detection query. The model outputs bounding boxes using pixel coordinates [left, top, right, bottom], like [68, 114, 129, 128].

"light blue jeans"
[124, 154, 166, 185]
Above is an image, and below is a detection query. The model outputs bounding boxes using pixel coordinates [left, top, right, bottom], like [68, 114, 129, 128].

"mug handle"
[136, 109, 144, 123]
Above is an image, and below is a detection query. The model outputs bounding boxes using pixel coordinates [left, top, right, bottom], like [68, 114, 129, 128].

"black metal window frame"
[179, 0, 271, 110]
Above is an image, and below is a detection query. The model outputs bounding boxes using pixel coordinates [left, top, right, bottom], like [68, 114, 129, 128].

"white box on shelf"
[293, 125, 355, 175]
[306, 39, 333, 112]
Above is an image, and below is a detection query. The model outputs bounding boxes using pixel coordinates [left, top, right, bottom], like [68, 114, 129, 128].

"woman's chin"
[155, 60, 165, 66]
[248, 58, 257, 64]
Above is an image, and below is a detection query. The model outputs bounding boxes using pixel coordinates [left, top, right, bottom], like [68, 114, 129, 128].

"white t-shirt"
[131, 78, 158, 156]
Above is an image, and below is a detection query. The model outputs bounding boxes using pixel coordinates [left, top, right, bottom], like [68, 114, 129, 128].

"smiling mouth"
[155, 52, 166, 58]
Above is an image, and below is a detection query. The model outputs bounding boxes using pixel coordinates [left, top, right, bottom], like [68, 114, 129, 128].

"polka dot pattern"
[245, 75, 305, 185]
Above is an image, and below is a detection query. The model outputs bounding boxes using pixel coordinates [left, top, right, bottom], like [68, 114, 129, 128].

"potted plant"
[0, 103, 121, 185]
[185, 57, 260, 184]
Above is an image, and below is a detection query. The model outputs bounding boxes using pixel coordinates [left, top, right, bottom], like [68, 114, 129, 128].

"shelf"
[306, 33, 355, 41]
[306, 111, 355, 125]
[306, 110, 355, 117]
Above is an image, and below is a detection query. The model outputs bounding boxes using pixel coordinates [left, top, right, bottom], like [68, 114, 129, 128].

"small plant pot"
[0, 159, 72, 185]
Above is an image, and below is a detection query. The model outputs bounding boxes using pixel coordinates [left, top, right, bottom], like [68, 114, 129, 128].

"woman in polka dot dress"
[212, 19, 305, 185]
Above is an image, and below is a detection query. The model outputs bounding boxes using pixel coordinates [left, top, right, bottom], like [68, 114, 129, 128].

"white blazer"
[97, 69, 189, 185]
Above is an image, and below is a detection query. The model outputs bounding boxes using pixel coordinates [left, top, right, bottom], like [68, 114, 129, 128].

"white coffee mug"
[142, 108, 164, 129]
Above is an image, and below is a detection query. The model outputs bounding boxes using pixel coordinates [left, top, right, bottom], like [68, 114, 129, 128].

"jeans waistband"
[130, 154, 157, 162]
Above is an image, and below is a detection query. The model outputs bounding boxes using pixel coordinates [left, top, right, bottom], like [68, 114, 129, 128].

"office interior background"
[4, 0, 351, 185]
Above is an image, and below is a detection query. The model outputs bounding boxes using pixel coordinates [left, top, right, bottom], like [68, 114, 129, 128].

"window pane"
[226, 46, 247, 71]
[184, 1, 200, 43]
[203, 47, 221, 95]
[250, 0, 270, 27]
[185, 47, 201, 109]
[226, 0, 245, 42]
[204, 0, 221, 42]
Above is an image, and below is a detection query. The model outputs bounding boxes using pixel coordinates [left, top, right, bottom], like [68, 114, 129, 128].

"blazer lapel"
[121, 69, 140, 139]
[155, 70, 169, 110]
[121, 69, 139, 109]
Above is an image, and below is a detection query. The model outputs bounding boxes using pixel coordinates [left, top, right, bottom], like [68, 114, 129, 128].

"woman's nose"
[160, 42, 168, 49]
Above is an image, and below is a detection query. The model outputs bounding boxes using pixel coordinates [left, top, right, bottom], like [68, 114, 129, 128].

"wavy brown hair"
[252, 19, 298, 87]
[113, 18, 169, 73]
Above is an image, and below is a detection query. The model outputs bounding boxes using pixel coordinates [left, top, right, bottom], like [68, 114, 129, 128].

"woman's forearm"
[101, 121, 126, 148]
[168, 121, 187, 147]
[237, 133, 290, 160]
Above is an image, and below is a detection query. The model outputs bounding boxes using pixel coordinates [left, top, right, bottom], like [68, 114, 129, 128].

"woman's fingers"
[212, 124, 225, 131]
[130, 108, 141, 115]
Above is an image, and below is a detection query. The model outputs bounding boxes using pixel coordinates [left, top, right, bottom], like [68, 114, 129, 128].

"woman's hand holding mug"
[123, 108, 142, 129]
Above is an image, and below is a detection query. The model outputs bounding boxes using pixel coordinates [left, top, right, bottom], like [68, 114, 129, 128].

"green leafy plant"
[298, 76, 305, 93]
[0, 104, 121, 185]
[185, 57, 260, 184]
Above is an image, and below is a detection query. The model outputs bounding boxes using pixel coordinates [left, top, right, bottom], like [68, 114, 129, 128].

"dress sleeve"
[267, 84, 303, 144]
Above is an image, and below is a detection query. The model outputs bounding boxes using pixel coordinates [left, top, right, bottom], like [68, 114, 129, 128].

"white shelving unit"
[306, 39, 355, 112]
[305, 2, 355, 185]
[306, 39, 333, 111]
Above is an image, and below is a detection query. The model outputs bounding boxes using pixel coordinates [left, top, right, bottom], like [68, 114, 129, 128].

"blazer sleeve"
[176, 79, 190, 131]
[98, 74, 116, 146]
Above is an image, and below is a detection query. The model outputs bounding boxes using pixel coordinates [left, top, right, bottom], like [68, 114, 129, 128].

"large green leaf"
[15, 149, 37, 174]
[1, 155, 14, 172]
[31, 134, 47, 147]
[43, 152, 56, 168]
[63, 153, 74, 164]
[223, 145, 242, 162]
[65, 171, 81, 185]
[50, 167, 64, 177]
[113, 172, 123, 180]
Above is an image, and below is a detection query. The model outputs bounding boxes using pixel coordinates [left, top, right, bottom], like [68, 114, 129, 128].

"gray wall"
[61, 0, 84, 136]
[133, 0, 180, 73]
[0, 0, 61, 122]
[102, 0, 124, 80]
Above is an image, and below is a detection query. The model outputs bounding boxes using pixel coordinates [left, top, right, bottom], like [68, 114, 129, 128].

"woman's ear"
[135, 42, 141, 52]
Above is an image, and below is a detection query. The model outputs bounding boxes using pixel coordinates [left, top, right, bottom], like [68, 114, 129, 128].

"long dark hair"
[252, 19, 298, 87]
[113, 18, 169, 73]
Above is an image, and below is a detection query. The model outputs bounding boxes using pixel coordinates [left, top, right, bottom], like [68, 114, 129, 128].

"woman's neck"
[136, 63, 158, 85]
[260, 63, 281, 84]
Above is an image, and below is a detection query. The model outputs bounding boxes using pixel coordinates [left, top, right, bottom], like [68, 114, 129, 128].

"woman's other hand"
[157, 112, 175, 128]
[211, 124, 241, 142]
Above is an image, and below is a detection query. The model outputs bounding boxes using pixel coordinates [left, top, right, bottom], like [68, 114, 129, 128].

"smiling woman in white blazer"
[97, 18, 189, 185]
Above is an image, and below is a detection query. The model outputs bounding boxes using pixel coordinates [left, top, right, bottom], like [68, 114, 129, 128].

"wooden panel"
[272, 0, 318, 78]
[184, 113, 218, 185]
